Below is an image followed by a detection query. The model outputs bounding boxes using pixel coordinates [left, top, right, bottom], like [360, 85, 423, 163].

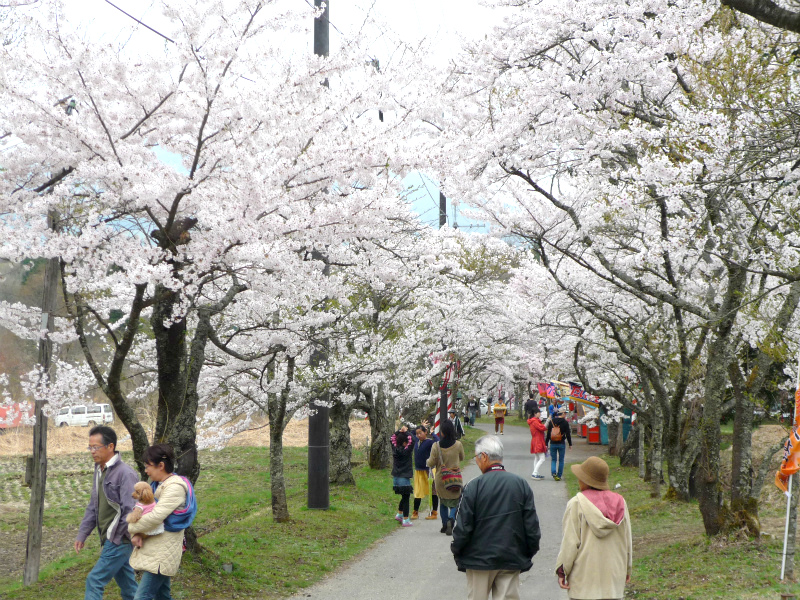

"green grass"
[562, 456, 800, 599]
[0, 426, 482, 600]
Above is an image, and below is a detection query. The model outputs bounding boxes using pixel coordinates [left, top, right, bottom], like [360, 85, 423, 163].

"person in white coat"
[555, 457, 632, 600]
[128, 444, 189, 600]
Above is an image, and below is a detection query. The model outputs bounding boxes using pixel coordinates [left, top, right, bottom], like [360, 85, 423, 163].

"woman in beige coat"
[128, 444, 189, 600]
[555, 457, 632, 600]
[426, 419, 465, 535]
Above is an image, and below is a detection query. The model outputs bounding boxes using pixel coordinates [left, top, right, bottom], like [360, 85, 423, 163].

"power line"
[102, 0, 175, 44]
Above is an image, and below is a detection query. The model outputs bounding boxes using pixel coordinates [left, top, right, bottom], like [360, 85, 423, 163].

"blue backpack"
[150, 475, 197, 532]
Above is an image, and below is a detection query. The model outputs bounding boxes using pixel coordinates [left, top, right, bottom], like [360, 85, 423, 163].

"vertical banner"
[775, 365, 800, 493]
[778, 355, 800, 580]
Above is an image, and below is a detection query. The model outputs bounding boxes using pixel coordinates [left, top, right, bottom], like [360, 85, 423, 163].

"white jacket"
[556, 491, 632, 600]
[128, 475, 188, 576]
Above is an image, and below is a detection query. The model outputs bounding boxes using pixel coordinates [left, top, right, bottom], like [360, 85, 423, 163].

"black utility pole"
[308, 0, 330, 510]
[439, 191, 448, 428]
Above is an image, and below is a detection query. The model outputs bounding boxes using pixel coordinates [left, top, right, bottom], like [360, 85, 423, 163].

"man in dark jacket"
[448, 407, 465, 439]
[76, 425, 139, 600]
[466, 398, 480, 425]
[524, 395, 539, 419]
[451, 435, 541, 600]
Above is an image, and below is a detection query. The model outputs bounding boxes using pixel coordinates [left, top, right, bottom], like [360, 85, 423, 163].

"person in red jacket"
[527, 412, 547, 480]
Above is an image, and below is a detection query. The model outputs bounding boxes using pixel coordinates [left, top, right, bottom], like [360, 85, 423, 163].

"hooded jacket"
[556, 490, 633, 600]
[527, 416, 547, 454]
[451, 467, 540, 572]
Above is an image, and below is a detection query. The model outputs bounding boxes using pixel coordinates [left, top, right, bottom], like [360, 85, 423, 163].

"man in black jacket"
[451, 435, 541, 600]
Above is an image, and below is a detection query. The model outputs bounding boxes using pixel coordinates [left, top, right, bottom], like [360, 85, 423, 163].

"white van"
[55, 404, 114, 427]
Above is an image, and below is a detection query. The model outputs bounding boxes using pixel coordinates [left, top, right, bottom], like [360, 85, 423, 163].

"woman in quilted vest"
[128, 443, 189, 600]
[427, 419, 465, 536]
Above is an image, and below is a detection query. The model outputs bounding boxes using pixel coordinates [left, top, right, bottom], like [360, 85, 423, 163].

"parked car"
[55, 404, 114, 427]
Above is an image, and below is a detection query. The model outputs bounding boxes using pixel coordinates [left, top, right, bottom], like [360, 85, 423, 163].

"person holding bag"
[427, 419, 465, 535]
[128, 444, 190, 600]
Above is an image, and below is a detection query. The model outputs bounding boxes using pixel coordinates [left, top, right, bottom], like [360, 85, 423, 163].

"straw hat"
[570, 456, 610, 490]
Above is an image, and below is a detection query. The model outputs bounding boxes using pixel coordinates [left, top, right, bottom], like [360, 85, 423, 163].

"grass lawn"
[0, 427, 480, 600]
[562, 456, 800, 600]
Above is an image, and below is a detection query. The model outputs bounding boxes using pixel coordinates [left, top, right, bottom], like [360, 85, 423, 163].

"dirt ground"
[0, 417, 372, 457]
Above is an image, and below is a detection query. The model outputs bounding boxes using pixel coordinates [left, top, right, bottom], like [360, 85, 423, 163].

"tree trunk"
[151, 284, 200, 483]
[367, 384, 393, 470]
[329, 400, 355, 485]
[643, 421, 653, 483]
[618, 424, 639, 468]
[697, 265, 745, 536]
[151, 281, 245, 485]
[649, 403, 664, 498]
[729, 361, 754, 505]
[607, 419, 620, 456]
[268, 355, 295, 522]
[638, 417, 646, 479]
[269, 423, 290, 522]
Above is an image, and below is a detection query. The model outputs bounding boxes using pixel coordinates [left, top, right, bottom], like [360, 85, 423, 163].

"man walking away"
[451, 435, 541, 600]
[524, 395, 538, 420]
[448, 407, 465, 440]
[546, 406, 572, 481]
[75, 426, 139, 600]
[466, 398, 479, 426]
[492, 397, 507, 435]
[556, 457, 632, 599]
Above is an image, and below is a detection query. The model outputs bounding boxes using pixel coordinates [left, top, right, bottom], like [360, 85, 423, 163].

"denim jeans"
[550, 443, 566, 477]
[440, 504, 453, 527]
[84, 540, 137, 600]
[134, 571, 173, 600]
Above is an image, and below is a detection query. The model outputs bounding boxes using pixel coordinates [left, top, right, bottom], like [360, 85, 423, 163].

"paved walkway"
[288, 421, 602, 600]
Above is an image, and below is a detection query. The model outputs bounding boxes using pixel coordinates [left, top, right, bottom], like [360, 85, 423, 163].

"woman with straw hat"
[555, 456, 632, 599]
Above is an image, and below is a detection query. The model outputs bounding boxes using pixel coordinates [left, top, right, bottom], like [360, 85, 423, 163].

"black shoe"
[440, 525, 447, 534]
[445, 519, 454, 536]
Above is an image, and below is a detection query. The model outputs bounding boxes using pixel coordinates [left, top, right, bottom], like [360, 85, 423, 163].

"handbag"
[440, 466, 463, 492]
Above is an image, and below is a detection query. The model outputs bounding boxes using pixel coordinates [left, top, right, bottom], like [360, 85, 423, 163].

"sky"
[69, 0, 502, 230]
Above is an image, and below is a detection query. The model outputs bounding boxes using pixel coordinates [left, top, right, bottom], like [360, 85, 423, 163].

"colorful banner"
[775, 381, 800, 492]
[574, 395, 599, 409]
[569, 383, 587, 401]
[537, 382, 547, 397]
[545, 382, 556, 399]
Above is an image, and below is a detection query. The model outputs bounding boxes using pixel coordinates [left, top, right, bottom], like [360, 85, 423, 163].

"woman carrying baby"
[127, 444, 189, 600]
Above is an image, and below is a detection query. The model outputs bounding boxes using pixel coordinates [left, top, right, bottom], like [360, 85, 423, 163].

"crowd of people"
[389, 394, 632, 600]
[76, 395, 631, 600]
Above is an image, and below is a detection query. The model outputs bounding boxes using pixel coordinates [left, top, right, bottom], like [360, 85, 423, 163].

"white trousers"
[532, 453, 545, 476]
